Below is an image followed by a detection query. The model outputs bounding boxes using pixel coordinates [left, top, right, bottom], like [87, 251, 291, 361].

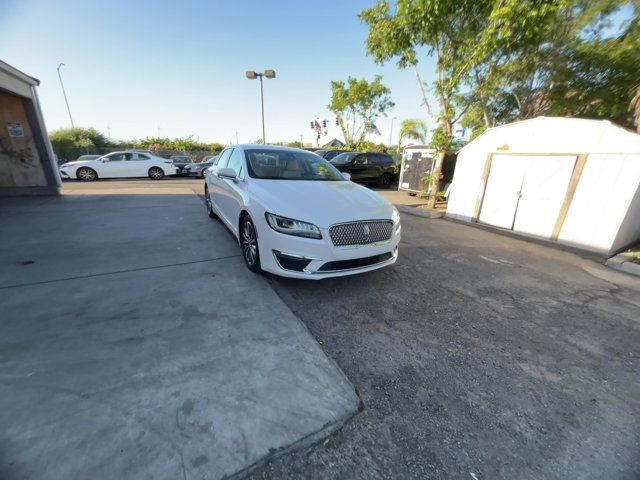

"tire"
[149, 167, 165, 180]
[205, 186, 217, 218]
[200, 169, 207, 178]
[240, 215, 261, 273]
[76, 167, 97, 182]
[378, 172, 392, 188]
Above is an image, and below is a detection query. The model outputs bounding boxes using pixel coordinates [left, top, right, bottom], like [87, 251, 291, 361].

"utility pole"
[56, 63, 74, 128]
[235, 130, 239, 144]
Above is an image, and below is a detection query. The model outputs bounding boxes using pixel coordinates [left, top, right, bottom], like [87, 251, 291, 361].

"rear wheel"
[76, 167, 97, 182]
[378, 172, 392, 188]
[240, 215, 261, 273]
[200, 169, 207, 178]
[149, 167, 164, 180]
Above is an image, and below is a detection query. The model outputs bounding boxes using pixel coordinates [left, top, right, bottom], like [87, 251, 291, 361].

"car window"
[352, 154, 367, 165]
[226, 149, 243, 176]
[216, 149, 233, 168]
[244, 149, 345, 181]
[106, 153, 125, 161]
[128, 153, 150, 161]
[331, 152, 359, 164]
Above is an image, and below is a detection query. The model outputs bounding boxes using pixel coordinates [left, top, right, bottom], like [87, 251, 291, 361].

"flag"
[369, 123, 381, 136]
[313, 121, 322, 135]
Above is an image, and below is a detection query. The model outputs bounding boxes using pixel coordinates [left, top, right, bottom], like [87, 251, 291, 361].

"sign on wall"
[7, 122, 25, 137]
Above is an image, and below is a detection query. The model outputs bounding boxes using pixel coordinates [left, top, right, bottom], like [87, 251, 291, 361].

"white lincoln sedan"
[59, 151, 177, 181]
[204, 145, 401, 279]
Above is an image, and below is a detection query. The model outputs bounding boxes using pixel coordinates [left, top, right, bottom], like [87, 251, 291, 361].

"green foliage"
[49, 127, 116, 160]
[328, 75, 394, 144]
[462, 0, 640, 131]
[132, 136, 224, 153]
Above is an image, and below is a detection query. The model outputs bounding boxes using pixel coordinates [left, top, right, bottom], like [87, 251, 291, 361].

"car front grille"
[329, 220, 394, 247]
[318, 252, 394, 271]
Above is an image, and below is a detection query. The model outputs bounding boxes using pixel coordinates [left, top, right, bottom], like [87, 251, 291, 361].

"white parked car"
[59, 151, 177, 181]
[204, 145, 401, 279]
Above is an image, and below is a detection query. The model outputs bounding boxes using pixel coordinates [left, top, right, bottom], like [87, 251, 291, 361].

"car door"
[208, 148, 233, 221]
[96, 152, 127, 177]
[123, 152, 152, 177]
[349, 154, 369, 182]
[216, 148, 245, 236]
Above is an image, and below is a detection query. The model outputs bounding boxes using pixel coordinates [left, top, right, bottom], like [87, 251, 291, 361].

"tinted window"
[216, 149, 233, 168]
[244, 149, 345, 181]
[106, 153, 125, 161]
[352, 154, 367, 165]
[331, 152, 359, 164]
[378, 154, 393, 165]
[226, 149, 243, 176]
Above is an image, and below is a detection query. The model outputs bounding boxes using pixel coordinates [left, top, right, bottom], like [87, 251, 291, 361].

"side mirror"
[342, 172, 351, 181]
[101, 158, 109, 162]
[217, 167, 237, 181]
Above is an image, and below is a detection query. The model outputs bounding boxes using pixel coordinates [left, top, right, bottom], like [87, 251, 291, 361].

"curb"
[396, 204, 444, 219]
[605, 254, 640, 277]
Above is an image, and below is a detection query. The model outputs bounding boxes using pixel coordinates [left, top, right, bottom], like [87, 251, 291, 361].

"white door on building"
[478, 155, 528, 229]
[512, 155, 576, 238]
[479, 154, 576, 238]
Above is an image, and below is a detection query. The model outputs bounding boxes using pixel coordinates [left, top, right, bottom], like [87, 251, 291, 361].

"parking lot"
[2, 178, 640, 479]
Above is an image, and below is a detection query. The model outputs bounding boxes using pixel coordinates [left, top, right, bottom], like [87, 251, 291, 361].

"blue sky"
[0, 0, 438, 145]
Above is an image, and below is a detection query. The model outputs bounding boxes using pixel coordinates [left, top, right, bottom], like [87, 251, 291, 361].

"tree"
[360, 0, 565, 207]
[397, 119, 428, 159]
[49, 127, 115, 161]
[462, 0, 640, 135]
[630, 83, 640, 133]
[328, 75, 394, 146]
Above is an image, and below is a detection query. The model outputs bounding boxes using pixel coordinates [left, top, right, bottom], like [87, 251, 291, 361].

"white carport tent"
[446, 117, 640, 256]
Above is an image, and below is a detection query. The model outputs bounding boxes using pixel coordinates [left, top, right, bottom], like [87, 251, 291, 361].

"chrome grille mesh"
[329, 221, 394, 247]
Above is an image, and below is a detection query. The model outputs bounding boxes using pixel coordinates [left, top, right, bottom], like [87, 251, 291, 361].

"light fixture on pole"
[56, 63, 74, 128]
[388, 116, 397, 147]
[246, 69, 276, 144]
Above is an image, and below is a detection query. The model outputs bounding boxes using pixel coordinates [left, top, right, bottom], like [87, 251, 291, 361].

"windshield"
[331, 152, 359, 164]
[244, 149, 345, 181]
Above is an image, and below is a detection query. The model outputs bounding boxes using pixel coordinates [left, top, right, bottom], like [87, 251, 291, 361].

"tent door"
[478, 155, 527, 229]
[479, 154, 577, 238]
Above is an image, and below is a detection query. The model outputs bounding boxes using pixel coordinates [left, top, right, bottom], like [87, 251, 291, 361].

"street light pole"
[246, 70, 276, 144]
[389, 116, 397, 147]
[56, 63, 74, 128]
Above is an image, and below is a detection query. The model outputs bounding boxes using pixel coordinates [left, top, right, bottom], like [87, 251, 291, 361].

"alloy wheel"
[77, 167, 96, 181]
[149, 167, 164, 180]
[241, 217, 260, 271]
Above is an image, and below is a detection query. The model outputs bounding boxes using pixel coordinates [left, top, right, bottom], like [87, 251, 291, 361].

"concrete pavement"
[0, 189, 358, 479]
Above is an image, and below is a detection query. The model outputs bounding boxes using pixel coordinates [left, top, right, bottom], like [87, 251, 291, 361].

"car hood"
[249, 180, 395, 228]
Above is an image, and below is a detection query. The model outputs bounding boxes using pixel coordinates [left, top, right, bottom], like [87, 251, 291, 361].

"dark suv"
[330, 152, 397, 188]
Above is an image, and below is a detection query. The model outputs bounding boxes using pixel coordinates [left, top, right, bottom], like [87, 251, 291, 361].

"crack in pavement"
[0, 254, 242, 290]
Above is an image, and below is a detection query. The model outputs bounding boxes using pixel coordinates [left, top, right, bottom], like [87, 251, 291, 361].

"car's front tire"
[76, 167, 97, 181]
[240, 215, 261, 273]
[149, 167, 165, 180]
[205, 186, 217, 219]
[200, 169, 207, 178]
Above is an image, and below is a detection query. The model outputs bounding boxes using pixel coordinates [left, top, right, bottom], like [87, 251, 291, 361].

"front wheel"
[149, 167, 165, 180]
[240, 215, 261, 273]
[76, 167, 97, 181]
[205, 186, 217, 218]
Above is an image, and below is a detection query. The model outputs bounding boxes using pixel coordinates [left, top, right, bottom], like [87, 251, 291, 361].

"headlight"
[265, 213, 322, 239]
[391, 207, 400, 225]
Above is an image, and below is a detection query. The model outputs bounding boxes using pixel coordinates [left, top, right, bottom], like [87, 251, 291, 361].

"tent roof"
[460, 117, 640, 155]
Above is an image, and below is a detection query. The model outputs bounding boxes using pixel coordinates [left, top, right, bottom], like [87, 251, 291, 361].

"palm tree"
[630, 84, 640, 134]
[397, 119, 429, 160]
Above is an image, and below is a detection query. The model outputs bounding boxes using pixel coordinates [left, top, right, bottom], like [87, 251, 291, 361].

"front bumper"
[256, 216, 401, 279]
